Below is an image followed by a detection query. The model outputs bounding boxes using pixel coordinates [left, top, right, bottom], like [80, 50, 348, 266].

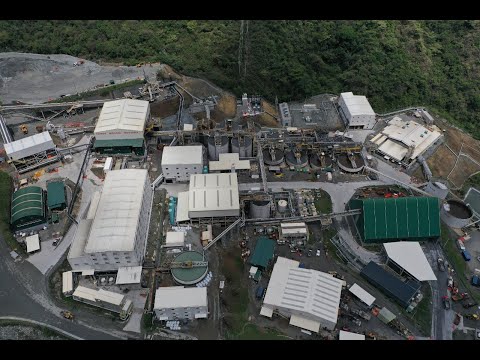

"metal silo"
[208, 135, 230, 161]
[231, 136, 253, 158]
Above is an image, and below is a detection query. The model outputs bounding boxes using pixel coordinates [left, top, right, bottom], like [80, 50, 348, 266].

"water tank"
[278, 200, 288, 213]
[231, 136, 253, 157]
[441, 200, 473, 228]
[108, 277, 115, 284]
[286, 150, 308, 168]
[208, 136, 230, 161]
[337, 153, 365, 173]
[423, 181, 449, 200]
[263, 147, 284, 166]
[249, 197, 271, 219]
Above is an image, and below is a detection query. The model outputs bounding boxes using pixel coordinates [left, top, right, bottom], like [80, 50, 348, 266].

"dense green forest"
[1, 20, 479, 137]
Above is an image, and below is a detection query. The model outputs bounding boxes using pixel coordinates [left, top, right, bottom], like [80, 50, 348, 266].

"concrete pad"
[123, 310, 142, 334]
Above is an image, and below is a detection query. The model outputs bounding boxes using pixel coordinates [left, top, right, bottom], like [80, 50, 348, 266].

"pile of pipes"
[196, 271, 213, 288]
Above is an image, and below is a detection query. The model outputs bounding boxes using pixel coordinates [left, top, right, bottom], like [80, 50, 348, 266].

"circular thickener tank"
[286, 150, 308, 168]
[231, 136, 253, 158]
[441, 200, 473, 229]
[337, 153, 365, 173]
[171, 251, 208, 285]
[310, 153, 333, 170]
[263, 148, 284, 166]
[249, 199, 271, 219]
[278, 199, 288, 213]
[208, 136, 230, 161]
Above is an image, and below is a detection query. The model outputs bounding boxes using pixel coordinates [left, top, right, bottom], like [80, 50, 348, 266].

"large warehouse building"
[161, 145, 203, 182]
[4, 132, 59, 173]
[93, 99, 150, 155]
[338, 92, 376, 129]
[370, 116, 443, 165]
[68, 169, 153, 271]
[10, 186, 47, 231]
[349, 197, 441, 243]
[260, 257, 343, 332]
[176, 173, 240, 222]
[154, 286, 208, 321]
[361, 261, 421, 308]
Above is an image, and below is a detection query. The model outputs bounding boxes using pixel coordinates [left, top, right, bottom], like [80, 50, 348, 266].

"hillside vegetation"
[1, 20, 480, 137]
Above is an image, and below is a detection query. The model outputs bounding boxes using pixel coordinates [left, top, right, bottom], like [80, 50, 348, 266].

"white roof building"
[165, 231, 185, 248]
[154, 286, 208, 320]
[161, 145, 203, 166]
[188, 173, 240, 218]
[348, 283, 376, 307]
[280, 222, 308, 235]
[62, 271, 74, 295]
[85, 169, 149, 253]
[339, 92, 375, 117]
[384, 242, 437, 282]
[339, 330, 365, 340]
[209, 153, 250, 172]
[25, 234, 40, 253]
[375, 117, 443, 162]
[116, 266, 143, 285]
[176, 191, 190, 222]
[73, 286, 125, 306]
[4, 132, 55, 161]
[260, 256, 343, 332]
[94, 99, 149, 139]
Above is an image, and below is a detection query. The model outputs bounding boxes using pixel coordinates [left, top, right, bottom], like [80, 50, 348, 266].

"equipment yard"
[0, 51, 480, 342]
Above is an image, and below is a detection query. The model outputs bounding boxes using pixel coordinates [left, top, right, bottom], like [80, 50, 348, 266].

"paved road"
[0, 234, 127, 340]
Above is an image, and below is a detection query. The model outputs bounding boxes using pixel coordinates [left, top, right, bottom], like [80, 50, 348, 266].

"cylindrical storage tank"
[208, 136, 230, 161]
[278, 199, 288, 213]
[231, 136, 253, 158]
[440, 200, 473, 228]
[263, 148, 284, 166]
[423, 181, 449, 200]
[337, 153, 365, 173]
[171, 251, 209, 285]
[249, 198, 271, 219]
[286, 150, 308, 168]
[310, 152, 333, 170]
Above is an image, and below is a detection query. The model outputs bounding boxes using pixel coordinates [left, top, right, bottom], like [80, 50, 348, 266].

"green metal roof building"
[349, 197, 441, 243]
[93, 138, 144, 156]
[47, 181, 66, 210]
[249, 237, 276, 269]
[11, 186, 47, 231]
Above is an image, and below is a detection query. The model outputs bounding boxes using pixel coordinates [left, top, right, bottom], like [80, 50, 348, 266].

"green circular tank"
[171, 251, 208, 285]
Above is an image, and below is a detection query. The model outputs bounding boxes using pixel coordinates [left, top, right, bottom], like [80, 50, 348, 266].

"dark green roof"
[359, 197, 440, 241]
[94, 138, 144, 148]
[11, 186, 45, 225]
[249, 237, 275, 268]
[47, 181, 66, 209]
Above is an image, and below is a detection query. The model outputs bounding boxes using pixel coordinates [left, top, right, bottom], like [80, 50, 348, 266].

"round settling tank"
[440, 200, 473, 229]
[278, 199, 288, 213]
[286, 150, 309, 168]
[249, 196, 271, 219]
[231, 136, 253, 158]
[263, 147, 284, 166]
[208, 136, 230, 161]
[337, 153, 365, 173]
[310, 152, 333, 170]
[171, 251, 209, 285]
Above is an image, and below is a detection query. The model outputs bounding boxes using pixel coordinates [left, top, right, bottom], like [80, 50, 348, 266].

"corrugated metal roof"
[384, 242, 437, 281]
[249, 237, 275, 268]
[165, 231, 185, 247]
[62, 271, 73, 294]
[289, 314, 321, 333]
[348, 283, 376, 307]
[209, 153, 250, 171]
[4, 132, 55, 160]
[93, 138, 144, 149]
[161, 145, 203, 165]
[359, 197, 440, 241]
[85, 169, 150, 253]
[262, 257, 343, 328]
[154, 286, 207, 309]
[378, 139, 409, 162]
[361, 262, 420, 308]
[47, 181, 66, 209]
[339, 330, 365, 340]
[176, 191, 190, 222]
[11, 186, 45, 225]
[25, 234, 40, 253]
[94, 99, 149, 134]
[340, 92, 375, 116]
[68, 219, 93, 259]
[73, 286, 125, 305]
[115, 266, 143, 285]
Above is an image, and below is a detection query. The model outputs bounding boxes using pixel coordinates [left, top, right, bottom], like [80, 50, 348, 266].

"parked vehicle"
[437, 258, 446, 272]
[61, 311, 74, 320]
[462, 250, 472, 261]
[307, 249, 312, 257]
[448, 276, 454, 288]
[316, 249, 321, 257]
[464, 314, 479, 321]
[255, 286, 265, 300]
[442, 296, 451, 310]
[472, 275, 480, 287]
[457, 239, 466, 251]
[454, 313, 462, 325]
